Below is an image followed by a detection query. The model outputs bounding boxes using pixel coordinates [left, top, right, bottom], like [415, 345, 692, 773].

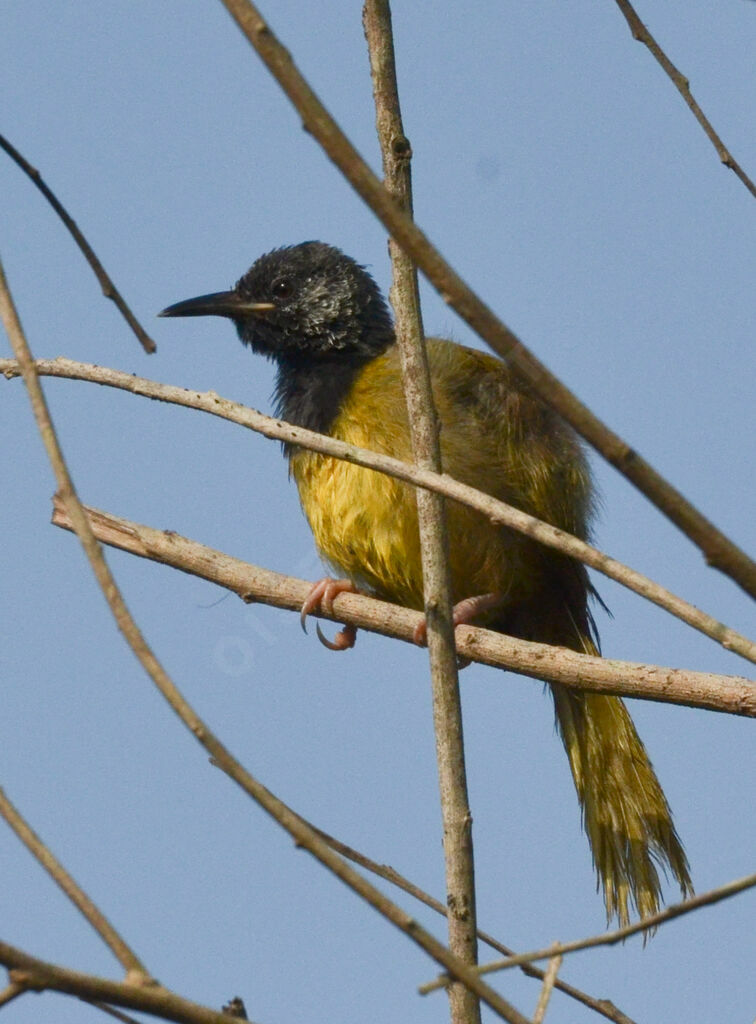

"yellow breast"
[290, 349, 424, 607]
[289, 339, 591, 614]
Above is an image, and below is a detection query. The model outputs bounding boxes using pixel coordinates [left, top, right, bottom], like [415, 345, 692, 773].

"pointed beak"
[158, 290, 275, 320]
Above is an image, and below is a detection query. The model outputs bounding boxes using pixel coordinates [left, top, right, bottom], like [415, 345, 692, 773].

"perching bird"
[161, 240, 692, 925]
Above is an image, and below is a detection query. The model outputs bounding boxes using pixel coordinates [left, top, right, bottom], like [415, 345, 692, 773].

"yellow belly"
[289, 339, 591, 616]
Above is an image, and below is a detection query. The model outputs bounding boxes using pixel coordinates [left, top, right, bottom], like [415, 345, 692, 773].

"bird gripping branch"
[161, 240, 692, 925]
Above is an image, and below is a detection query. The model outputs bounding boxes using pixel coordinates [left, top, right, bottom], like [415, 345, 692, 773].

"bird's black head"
[160, 241, 394, 363]
[160, 242, 396, 437]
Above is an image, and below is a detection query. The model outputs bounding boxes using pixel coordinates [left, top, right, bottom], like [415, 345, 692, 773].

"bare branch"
[363, 5, 480, 1023]
[0, 941, 246, 1024]
[0, 981, 26, 1009]
[0, 258, 530, 1024]
[216, 0, 756, 598]
[86, 1002, 148, 1024]
[532, 953, 562, 1024]
[420, 871, 756, 994]
[0, 133, 156, 354]
[0, 787, 150, 979]
[5, 356, 752, 665]
[311, 826, 638, 1024]
[51, 500, 756, 717]
[612, 0, 756, 199]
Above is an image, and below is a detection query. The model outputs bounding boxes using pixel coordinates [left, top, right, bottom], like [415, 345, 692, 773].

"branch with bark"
[611, 0, 756, 199]
[0, 939, 248, 1024]
[3, 356, 752, 665]
[363, 4, 480, 1023]
[50, 499, 756, 717]
[420, 870, 756, 994]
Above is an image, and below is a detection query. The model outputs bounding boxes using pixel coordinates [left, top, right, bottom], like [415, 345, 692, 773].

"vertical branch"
[362, 5, 481, 1024]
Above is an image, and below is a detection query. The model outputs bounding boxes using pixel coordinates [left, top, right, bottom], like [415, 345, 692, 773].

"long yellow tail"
[551, 681, 692, 925]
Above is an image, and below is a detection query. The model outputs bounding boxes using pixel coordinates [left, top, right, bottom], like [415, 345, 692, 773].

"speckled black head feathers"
[160, 241, 396, 437]
[233, 242, 394, 360]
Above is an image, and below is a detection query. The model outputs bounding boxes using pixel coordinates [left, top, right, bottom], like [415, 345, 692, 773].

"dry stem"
[363, 4, 479, 1022]
[311, 826, 637, 1024]
[51, 500, 756, 717]
[0, 787, 149, 979]
[420, 871, 756, 994]
[532, 953, 562, 1024]
[612, 0, 756, 199]
[0, 133, 156, 354]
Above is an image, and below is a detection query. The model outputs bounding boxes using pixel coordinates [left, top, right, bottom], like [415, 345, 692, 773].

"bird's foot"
[412, 591, 505, 647]
[300, 577, 359, 651]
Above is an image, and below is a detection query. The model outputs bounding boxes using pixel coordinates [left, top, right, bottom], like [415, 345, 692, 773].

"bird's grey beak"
[158, 291, 275, 319]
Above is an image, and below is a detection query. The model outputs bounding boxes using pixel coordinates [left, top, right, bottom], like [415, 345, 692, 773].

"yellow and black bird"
[161, 240, 692, 925]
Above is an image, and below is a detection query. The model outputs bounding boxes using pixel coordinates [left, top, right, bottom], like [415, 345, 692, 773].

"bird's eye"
[272, 278, 293, 299]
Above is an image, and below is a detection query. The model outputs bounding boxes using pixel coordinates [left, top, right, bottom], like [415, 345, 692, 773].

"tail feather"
[501, 565, 693, 925]
[551, 681, 692, 925]
[482, 558, 690, 925]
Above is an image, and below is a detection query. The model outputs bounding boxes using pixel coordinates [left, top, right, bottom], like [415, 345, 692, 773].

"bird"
[160, 240, 692, 925]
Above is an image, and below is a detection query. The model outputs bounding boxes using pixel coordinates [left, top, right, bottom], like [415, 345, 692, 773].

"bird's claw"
[300, 577, 359, 651]
[315, 621, 358, 651]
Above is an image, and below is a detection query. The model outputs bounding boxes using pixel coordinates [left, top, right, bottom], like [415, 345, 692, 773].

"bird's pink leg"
[412, 591, 506, 646]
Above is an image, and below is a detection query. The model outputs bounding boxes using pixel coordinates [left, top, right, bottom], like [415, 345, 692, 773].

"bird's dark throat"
[274, 344, 391, 457]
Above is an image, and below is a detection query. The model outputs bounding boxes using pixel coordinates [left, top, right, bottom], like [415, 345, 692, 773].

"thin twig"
[216, 0, 756, 598]
[363, 5, 480, 1024]
[1, 945, 242, 1024]
[0, 132, 156, 354]
[0, 787, 150, 979]
[0, 257, 530, 1024]
[532, 952, 562, 1024]
[5, 356, 752, 665]
[50, 500, 756, 717]
[612, 0, 756, 199]
[420, 871, 756, 994]
[86, 1001, 148, 1024]
[0, 981, 26, 1008]
[311, 826, 637, 1024]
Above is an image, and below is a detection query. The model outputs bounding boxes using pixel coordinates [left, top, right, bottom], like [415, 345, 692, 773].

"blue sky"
[1, 4, 754, 1023]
